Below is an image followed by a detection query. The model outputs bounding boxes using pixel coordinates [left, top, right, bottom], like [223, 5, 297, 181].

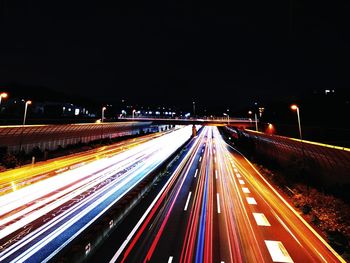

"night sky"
[0, 1, 349, 110]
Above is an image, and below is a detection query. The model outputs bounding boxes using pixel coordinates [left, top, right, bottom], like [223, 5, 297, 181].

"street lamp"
[0, 92, 8, 106]
[248, 110, 258, 131]
[132, 109, 136, 119]
[290, 104, 302, 140]
[23, 100, 32, 126]
[223, 113, 229, 125]
[101, 107, 106, 123]
[291, 104, 305, 163]
[193, 101, 196, 117]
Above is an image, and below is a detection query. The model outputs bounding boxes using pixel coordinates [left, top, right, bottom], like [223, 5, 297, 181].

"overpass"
[118, 116, 256, 128]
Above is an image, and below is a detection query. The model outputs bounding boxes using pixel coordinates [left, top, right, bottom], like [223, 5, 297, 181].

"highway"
[0, 126, 193, 263]
[0, 131, 168, 195]
[111, 126, 345, 263]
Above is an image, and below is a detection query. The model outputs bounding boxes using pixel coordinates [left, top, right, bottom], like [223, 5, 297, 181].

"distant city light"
[75, 108, 80, 115]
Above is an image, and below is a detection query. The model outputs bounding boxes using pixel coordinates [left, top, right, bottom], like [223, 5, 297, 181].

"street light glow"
[0, 92, 8, 98]
[26, 100, 32, 105]
[291, 104, 298, 110]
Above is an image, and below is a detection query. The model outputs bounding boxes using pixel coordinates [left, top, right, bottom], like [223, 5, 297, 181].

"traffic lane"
[0, 131, 167, 194]
[213, 137, 270, 263]
[223, 154, 305, 263]
[155, 128, 219, 263]
[118, 129, 208, 262]
[227, 145, 345, 262]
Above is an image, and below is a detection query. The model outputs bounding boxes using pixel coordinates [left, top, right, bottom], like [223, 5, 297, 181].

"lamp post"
[132, 109, 136, 119]
[0, 92, 8, 106]
[101, 106, 106, 123]
[248, 110, 258, 131]
[193, 101, 196, 117]
[223, 113, 229, 125]
[290, 104, 302, 140]
[291, 104, 305, 162]
[23, 100, 32, 126]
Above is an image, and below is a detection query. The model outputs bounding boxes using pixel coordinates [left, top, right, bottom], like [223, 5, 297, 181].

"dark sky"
[0, 1, 349, 110]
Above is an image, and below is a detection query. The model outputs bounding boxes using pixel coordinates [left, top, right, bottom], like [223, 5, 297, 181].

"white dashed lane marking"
[246, 197, 257, 205]
[217, 193, 221, 214]
[253, 213, 271, 226]
[242, 187, 250, 193]
[265, 240, 293, 263]
[184, 192, 192, 211]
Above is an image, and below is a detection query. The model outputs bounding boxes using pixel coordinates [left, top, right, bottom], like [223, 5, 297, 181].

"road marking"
[234, 168, 238, 172]
[199, 156, 202, 162]
[214, 149, 216, 154]
[265, 240, 293, 263]
[253, 213, 271, 226]
[168, 256, 174, 263]
[239, 179, 245, 185]
[214, 157, 216, 163]
[236, 173, 241, 178]
[246, 197, 257, 205]
[215, 170, 218, 179]
[216, 193, 221, 214]
[194, 169, 198, 178]
[184, 192, 192, 211]
[202, 148, 204, 153]
[242, 187, 250, 193]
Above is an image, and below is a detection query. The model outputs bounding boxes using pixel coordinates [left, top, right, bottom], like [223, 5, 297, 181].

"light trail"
[0, 126, 193, 262]
[105, 126, 345, 263]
